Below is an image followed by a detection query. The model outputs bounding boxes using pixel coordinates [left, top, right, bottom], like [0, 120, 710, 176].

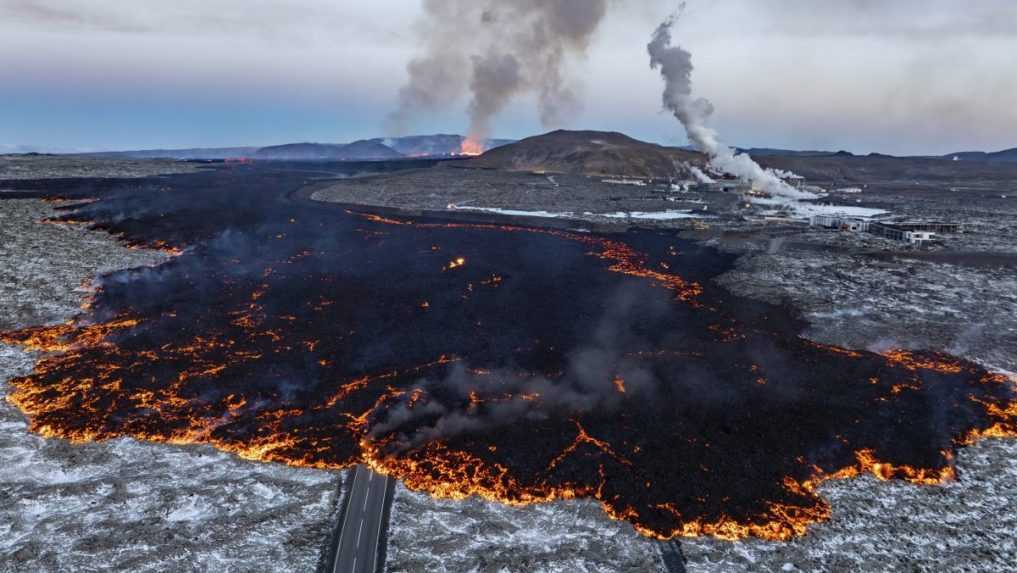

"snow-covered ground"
[752, 197, 889, 220]
[0, 198, 340, 572]
[792, 202, 888, 219]
[386, 486, 665, 573]
[700, 234, 1017, 571]
[683, 439, 1017, 572]
[447, 204, 576, 219]
[447, 203, 706, 222]
[719, 243, 1017, 373]
[595, 210, 705, 221]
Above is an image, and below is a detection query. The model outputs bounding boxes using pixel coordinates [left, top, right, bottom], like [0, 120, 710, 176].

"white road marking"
[335, 468, 392, 573]
[334, 468, 362, 573]
[367, 475, 389, 573]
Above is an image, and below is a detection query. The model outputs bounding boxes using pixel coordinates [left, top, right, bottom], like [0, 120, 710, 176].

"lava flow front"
[2, 165, 1015, 542]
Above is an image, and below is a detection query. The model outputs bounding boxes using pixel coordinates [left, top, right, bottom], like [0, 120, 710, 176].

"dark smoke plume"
[388, 0, 609, 146]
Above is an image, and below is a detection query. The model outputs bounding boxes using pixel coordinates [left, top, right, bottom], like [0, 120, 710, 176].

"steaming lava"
[2, 164, 1015, 542]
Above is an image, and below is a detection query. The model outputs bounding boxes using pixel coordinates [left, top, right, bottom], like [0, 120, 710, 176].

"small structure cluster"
[810, 215, 961, 245]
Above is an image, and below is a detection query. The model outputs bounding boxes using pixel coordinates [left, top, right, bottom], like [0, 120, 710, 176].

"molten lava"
[2, 166, 1015, 543]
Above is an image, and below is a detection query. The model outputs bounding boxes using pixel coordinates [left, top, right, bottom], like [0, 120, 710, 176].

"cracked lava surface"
[2, 164, 1015, 542]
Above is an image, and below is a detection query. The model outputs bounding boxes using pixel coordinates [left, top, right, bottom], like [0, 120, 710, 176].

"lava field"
[2, 162, 1015, 541]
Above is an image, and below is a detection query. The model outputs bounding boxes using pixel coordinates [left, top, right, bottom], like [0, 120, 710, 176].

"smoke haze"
[367, 284, 666, 451]
[388, 0, 609, 145]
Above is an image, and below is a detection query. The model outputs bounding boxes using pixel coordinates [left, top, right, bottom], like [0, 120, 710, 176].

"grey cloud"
[0, 0, 403, 41]
[1, 0, 1014, 155]
[0, 0, 150, 33]
[709, 0, 1017, 38]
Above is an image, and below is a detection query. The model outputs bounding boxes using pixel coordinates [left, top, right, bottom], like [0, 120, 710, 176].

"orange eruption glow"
[613, 376, 626, 394]
[459, 137, 485, 156]
[443, 257, 467, 271]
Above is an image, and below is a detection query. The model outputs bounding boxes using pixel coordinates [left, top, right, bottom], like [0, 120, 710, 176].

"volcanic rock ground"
[0, 155, 198, 181]
[0, 172, 340, 571]
[311, 164, 735, 223]
[2, 155, 1016, 572]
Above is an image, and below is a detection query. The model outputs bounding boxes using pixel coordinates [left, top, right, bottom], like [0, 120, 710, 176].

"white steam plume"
[688, 165, 714, 184]
[648, 7, 817, 201]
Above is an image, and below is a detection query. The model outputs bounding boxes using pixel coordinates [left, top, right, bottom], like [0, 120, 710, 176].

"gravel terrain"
[0, 155, 198, 181]
[312, 164, 736, 226]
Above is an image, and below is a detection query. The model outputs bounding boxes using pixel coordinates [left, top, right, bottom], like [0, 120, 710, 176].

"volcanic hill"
[254, 140, 402, 161]
[465, 130, 705, 179]
[946, 147, 1017, 162]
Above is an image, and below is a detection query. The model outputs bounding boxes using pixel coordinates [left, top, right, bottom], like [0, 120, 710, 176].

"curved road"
[332, 466, 393, 573]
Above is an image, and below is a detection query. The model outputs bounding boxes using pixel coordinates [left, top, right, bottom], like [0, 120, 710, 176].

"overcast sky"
[2, 0, 1015, 155]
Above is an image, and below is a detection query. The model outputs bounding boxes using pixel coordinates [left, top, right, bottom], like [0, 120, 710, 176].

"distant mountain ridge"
[737, 147, 852, 158]
[19, 136, 1017, 163]
[82, 147, 259, 160]
[945, 148, 1017, 162]
[253, 140, 402, 161]
[73, 134, 515, 161]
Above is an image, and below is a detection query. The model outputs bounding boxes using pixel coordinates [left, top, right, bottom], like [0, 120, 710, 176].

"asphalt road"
[332, 466, 393, 573]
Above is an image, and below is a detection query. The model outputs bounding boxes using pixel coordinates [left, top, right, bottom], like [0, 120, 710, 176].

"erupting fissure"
[458, 138, 485, 157]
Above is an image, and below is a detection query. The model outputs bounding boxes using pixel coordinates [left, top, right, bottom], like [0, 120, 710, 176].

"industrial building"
[810, 216, 961, 245]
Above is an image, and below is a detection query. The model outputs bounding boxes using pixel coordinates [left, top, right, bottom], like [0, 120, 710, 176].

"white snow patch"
[808, 308, 868, 320]
[754, 198, 888, 220]
[166, 497, 217, 522]
[594, 210, 705, 221]
[447, 204, 574, 219]
[447, 204, 707, 222]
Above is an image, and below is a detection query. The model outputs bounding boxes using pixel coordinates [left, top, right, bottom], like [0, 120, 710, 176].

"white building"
[905, 231, 937, 245]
